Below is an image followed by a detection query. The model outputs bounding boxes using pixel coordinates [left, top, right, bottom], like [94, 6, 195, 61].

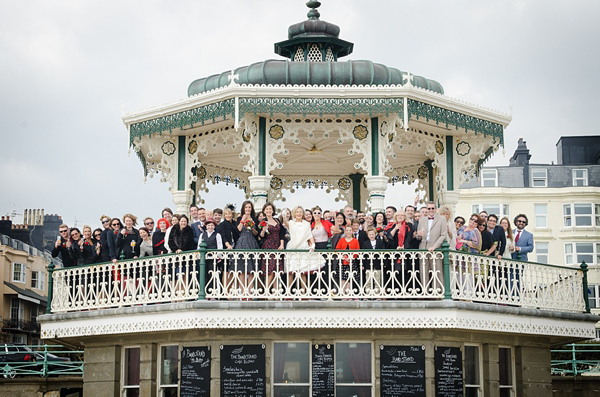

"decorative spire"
[274, 0, 354, 61]
[307, 0, 321, 20]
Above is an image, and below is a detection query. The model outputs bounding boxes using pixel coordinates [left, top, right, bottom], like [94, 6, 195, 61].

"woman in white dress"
[286, 206, 322, 294]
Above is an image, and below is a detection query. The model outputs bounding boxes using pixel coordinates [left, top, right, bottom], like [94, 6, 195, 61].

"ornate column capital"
[365, 175, 389, 213]
[438, 190, 459, 216]
[248, 175, 272, 208]
[171, 190, 194, 215]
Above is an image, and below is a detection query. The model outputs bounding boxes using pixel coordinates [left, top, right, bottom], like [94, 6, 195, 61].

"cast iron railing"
[46, 242, 588, 313]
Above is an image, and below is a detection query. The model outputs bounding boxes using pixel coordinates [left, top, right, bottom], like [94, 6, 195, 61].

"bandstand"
[122, 1, 510, 215]
[37, 3, 599, 397]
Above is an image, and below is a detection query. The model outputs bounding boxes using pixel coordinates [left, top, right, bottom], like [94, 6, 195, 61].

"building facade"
[0, 232, 50, 345]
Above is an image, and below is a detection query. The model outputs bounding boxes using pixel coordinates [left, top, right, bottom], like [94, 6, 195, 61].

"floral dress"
[456, 227, 481, 254]
[261, 222, 284, 273]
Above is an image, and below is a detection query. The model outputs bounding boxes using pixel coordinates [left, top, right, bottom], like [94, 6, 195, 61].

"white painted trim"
[40, 308, 596, 339]
[121, 85, 512, 128]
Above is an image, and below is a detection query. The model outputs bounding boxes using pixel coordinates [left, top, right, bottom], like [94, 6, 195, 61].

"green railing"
[551, 343, 600, 376]
[0, 344, 83, 378]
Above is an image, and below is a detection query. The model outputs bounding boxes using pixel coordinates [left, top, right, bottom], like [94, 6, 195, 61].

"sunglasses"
[102, 220, 110, 224]
[455, 221, 464, 225]
[94, 234, 101, 237]
[112, 223, 120, 226]
[59, 230, 68, 233]
[427, 207, 435, 210]
[313, 212, 321, 215]
[145, 222, 154, 225]
[516, 220, 526, 224]
[469, 218, 478, 222]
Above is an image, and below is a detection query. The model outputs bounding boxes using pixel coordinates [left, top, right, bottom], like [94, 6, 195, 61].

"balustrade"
[48, 245, 587, 313]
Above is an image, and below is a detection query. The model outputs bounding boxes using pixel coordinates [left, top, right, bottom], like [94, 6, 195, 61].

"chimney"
[509, 138, 531, 166]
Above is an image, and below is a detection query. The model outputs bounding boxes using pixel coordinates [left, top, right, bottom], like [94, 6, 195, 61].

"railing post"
[571, 344, 577, 376]
[198, 241, 207, 300]
[441, 241, 452, 299]
[46, 261, 55, 314]
[581, 261, 590, 313]
[42, 344, 48, 377]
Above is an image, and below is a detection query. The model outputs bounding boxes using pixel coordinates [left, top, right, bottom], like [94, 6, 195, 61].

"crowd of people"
[51, 201, 535, 271]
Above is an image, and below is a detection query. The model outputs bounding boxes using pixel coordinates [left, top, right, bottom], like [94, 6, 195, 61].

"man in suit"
[351, 219, 368, 246]
[511, 214, 534, 261]
[416, 202, 448, 294]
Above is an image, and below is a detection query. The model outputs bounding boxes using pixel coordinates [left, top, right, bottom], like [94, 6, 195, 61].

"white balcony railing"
[47, 244, 588, 314]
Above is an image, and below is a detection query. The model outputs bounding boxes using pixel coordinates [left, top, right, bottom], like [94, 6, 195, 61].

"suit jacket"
[353, 230, 368, 247]
[417, 214, 448, 250]
[512, 228, 534, 261]
[360, 238, 387, 250]
[490, 225, 507, 256]
[191, 221, 205, 246]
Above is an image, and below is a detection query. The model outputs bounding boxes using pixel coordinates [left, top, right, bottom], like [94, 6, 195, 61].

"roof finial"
[306, 0, 321, 20]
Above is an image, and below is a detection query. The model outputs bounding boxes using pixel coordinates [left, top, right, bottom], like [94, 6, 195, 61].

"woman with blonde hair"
[118, 213, 139, 259]
[286, 206, 322, 294]
[438, 205, 457, 250]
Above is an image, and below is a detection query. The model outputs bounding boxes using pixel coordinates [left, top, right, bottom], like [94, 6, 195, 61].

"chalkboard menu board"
[180, 346, 210, 397]
[220, 344, 265, 397]
[435, 346, 463, 397]
[312, 344, 334, 397]
[380, 345, 426, 397]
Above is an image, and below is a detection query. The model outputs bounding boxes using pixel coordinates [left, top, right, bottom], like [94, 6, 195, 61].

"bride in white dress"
[286, 206, 323, 293]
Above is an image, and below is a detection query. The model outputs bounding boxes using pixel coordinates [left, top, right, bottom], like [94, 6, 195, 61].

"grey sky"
[1, 0, 599, 228]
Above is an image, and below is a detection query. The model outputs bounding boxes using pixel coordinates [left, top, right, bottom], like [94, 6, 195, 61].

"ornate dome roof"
[187, 1, 444, 96]
[188, 60, 444, 96]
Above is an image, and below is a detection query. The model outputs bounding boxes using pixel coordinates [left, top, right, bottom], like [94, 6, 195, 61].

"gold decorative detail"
[188, 140, 198, 155]
[242, 129, 251, 142]
[435, 140, 444, 155]
[196, 166, 207, 179]
[270, 176, 283, 190]
[352, 125, 368, 140]
[338, 177, 352, 190]
[269, 124, 285, 140]
[417, 166, 428, 180]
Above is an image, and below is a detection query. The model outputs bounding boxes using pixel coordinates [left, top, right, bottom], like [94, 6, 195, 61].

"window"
[563, 203, 600, 227]
[10, 298, 24, 322]
[499, 347, 514, 397]
[589, 285, 600, 309]
[273, 343, 310, 396]
[159, 345, 179, 397]
[123, 347, 141, 397]
[573, 169, 588, 186]
[531, 168, 547, 187]
[31, 271, 44, 290]
[565, 242, 600, 265]
[272, 342, 373, 396]
[464, 345, 481, 397]
[536, 242, 549, 264]
[12, 334, 26, 344]
[29, 303, 38, 324]
[534, 204, 547, 228]
[471, 204, 510, 218]
[336, 343, 372, 396]
[12, 263, 26, 283]
[480, 169, 498, 187]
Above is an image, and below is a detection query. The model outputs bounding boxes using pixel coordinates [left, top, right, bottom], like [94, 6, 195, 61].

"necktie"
[515, 230, 521, 244]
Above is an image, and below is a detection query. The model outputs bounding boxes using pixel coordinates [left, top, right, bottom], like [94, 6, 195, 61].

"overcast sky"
[1, 0, 599, 229]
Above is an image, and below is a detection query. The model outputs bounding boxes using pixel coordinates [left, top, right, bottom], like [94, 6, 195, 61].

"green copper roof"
[187, 59, 444, 96]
